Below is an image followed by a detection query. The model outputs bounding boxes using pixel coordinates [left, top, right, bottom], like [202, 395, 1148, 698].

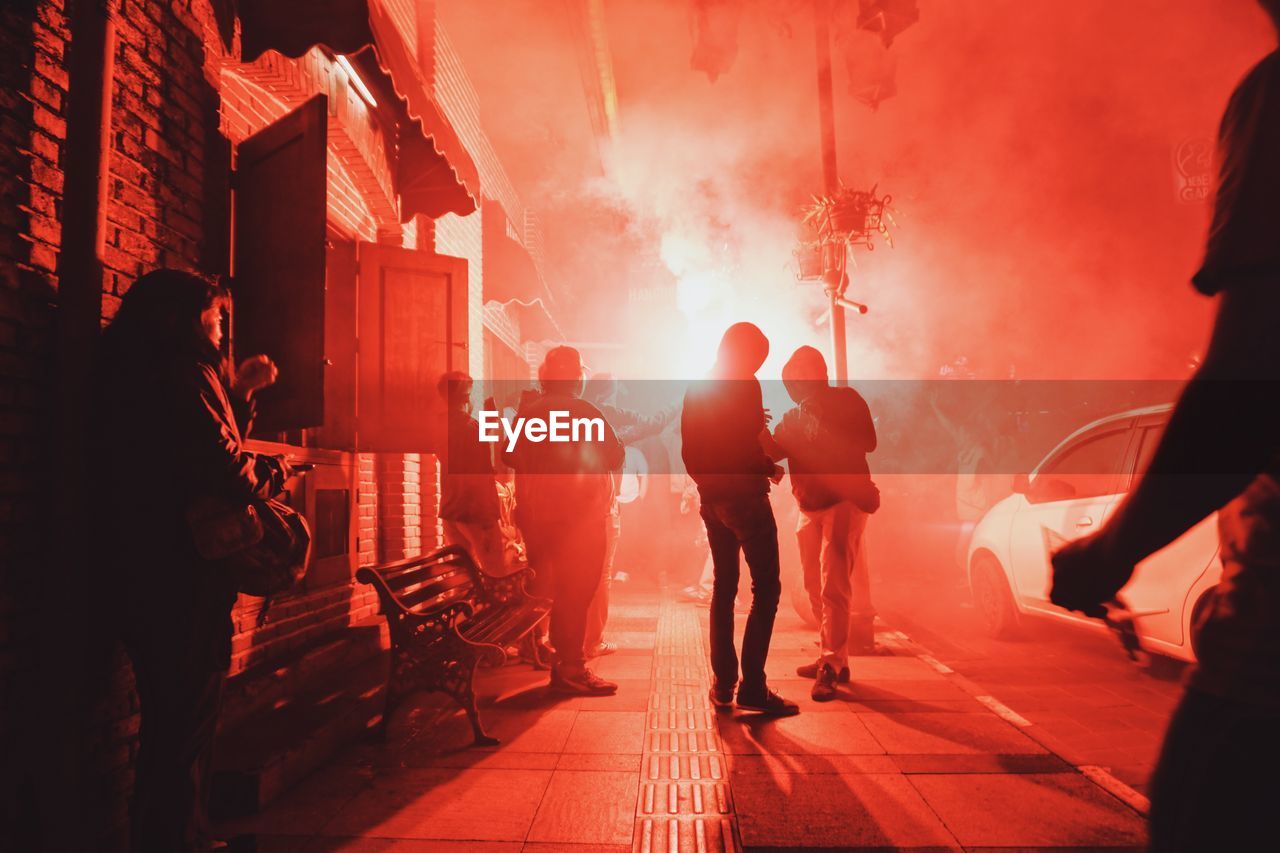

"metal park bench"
[356, 544, 550, 746]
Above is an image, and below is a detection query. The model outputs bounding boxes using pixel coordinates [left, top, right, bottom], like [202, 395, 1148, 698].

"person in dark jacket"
[503, 347, 624, 696]
[681, 323, 797, 716]
[97, 269, 286, 852]
[773, 346, 880, 701]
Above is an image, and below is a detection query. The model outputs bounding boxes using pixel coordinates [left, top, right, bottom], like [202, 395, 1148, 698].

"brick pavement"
[226, 586, 1148, 850]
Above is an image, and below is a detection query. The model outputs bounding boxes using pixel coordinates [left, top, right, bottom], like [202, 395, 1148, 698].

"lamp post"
[814, 0, 847, 386]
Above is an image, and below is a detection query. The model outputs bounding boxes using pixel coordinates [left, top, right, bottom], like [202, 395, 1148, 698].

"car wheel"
[1188, 587, 1217, 661]
[971, 554, 1020, 638]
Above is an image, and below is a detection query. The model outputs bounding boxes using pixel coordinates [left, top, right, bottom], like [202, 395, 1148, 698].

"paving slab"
[527, 769, 639, 845]
[717, 710, 886, 755]
[732, 771, 960, 848]
[860, 712, 1048, 755]
[300, 840, 520, 852]
[908, 772, 1147, 847]
[322, 768, 552, 841]
[563, 710, 648, 754]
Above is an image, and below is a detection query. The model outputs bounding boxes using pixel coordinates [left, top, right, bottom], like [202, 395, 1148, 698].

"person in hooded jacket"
[772, 346, 880, 701]
[96, 269, 286, 852]
[681, 323, 798, 716]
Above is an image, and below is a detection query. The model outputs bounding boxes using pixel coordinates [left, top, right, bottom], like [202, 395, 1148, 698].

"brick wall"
[0, 1, 504, 845]
[0, 0, 66, 844]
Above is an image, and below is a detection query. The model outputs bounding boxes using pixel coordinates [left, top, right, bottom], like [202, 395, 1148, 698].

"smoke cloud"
[441, 0, 1273, 382]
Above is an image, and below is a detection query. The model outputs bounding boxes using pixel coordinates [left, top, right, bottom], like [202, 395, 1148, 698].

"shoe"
[796, 659, 851, 682]
[587, 641, 618, 658]
[811, 664, 839, 702]
[735, 686, 800, 716]
[550, 668, 619, 696]
[709, 682, 736, 708]
[678, 586, 711, 604]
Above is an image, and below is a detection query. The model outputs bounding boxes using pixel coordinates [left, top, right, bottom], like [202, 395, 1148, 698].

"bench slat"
[465, 601, 550, 646]
[383, 559, 470, 593]
[398, 572, 476, 612]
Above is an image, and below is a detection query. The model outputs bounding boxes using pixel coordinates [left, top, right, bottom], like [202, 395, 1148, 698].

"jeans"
[522, 512, 608, 674]
[797, 501, 873, 669]
[700, 494, 781, 693]
[1148, 687, 1280, 851]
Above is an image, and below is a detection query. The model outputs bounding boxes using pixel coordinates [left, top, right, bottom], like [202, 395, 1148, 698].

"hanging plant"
[802, 185, 895, 250]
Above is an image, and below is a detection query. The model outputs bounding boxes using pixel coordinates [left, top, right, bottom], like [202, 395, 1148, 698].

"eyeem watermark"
[477, 410, 606, 452]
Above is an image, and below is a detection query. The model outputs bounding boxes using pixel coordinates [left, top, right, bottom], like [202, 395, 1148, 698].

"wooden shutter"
[356, 242, 469, 452]
[231, 95, 328, 433]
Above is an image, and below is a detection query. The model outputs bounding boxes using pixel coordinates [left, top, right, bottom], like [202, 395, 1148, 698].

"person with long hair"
[96, 269, 285, 851]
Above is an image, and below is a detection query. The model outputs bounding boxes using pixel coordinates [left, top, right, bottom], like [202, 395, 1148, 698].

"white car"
[967, 404, 1221, 662]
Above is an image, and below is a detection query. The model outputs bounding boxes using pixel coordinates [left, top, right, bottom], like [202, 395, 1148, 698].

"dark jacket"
[97, 344, 282, 669]
[774, 385, 879, 513]
[680, 378, 775, 502]
[502, 392, 624, 525]
[438, 408, 500, 524]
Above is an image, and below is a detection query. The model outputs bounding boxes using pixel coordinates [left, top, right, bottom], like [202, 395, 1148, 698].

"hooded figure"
[680, 323, 798, 716]
[773, 345, 879, 699]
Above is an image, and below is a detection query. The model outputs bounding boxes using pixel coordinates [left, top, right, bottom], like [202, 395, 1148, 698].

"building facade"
[0, 0, 556, 847]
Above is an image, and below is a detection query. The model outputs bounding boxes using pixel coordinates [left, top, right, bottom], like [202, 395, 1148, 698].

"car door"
[1116, 417, 1220, 649]
[1007, 422, 1136, 609]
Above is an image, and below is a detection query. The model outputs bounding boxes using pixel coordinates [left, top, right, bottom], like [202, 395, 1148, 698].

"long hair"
[100, 269, 227, 365]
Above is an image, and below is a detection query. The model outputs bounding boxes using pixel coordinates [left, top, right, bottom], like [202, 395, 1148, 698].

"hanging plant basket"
[802, 185, 896, 250]
[793, 242, 824, 280]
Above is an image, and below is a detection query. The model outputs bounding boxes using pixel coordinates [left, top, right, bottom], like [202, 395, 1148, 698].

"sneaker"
[811, 664, 839, 702]
[678, 586, 711, 604]
[735, 686, 800, 716]
[587, 641, 618, 658]
[550, 668, 619, 696]
[796, 659, 851, 682]
[709, 682, 736, 708]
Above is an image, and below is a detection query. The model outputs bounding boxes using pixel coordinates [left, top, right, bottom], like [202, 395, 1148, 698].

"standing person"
[96, 270, 287, 852]
[504, 347, 625, 695]
[582, 372, 677, 657]
[773, 347, 880, 701]
[681, 323, 798, 716]
[435, 371, 506, 576]
[1051, 7, 1280, 849]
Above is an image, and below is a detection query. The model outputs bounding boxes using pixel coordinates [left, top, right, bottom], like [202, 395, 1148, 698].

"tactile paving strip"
[634, 601, 741, 853]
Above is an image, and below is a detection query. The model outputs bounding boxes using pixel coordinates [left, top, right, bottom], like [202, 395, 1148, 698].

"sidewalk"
[226, 586, 1148, 851]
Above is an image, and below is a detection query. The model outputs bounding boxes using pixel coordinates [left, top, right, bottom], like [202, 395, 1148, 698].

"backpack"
[187, 496, 312, 597]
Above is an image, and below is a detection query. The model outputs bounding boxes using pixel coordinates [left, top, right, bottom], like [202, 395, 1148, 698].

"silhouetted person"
[435, 371, 506, 576]
[773, 346, 880, 701]
[96, 270, 286, 852]
[682, 323, 798, 716]
[582, 372, 677, 657]
[1052, 5, 1280, 848]
[504, 347, 624, 695]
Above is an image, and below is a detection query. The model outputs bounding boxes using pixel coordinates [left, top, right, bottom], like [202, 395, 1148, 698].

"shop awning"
[238, 0, 480, 220]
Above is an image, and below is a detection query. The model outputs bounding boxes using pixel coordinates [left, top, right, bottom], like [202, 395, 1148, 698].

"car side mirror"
[1012, 473, 1030, 494]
